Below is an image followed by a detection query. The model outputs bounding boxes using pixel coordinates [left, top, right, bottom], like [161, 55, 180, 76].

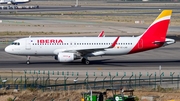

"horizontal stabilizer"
[153, 41, 165, 45]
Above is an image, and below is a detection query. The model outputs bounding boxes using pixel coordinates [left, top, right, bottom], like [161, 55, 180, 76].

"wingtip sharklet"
[108, 36, 120, 48]
[98, 31, 104, 37]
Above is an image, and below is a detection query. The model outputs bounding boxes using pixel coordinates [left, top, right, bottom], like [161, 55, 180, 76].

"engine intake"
[7, 2, 12, 5]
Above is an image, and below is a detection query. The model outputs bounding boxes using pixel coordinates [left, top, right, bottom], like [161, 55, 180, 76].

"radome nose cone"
[5, 46, 10, 53]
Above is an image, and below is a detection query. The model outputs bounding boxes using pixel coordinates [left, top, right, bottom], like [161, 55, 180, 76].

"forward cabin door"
[26, 38, 31, 50]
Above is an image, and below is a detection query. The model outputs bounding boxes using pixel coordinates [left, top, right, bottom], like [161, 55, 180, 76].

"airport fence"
[0, 70, 179, 91]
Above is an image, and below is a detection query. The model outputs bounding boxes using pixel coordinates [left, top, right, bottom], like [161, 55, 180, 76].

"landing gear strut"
[26, 56, 30, 65]
[81, 58, 90, 65]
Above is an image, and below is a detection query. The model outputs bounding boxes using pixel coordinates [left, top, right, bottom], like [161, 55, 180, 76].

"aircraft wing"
[70, 47, 108, 56]
[53, 36, 119, 56]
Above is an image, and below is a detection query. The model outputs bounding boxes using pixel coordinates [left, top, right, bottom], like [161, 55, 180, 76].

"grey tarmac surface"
[0, 6, 180, 13]
[0, 42, 180, 71]
[0, 3, 180, 78]
[0, 42, 180, 79]
[1, 11, 180, 20]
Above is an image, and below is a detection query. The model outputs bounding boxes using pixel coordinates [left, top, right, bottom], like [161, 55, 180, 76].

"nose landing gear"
[26, 56, 30, 65]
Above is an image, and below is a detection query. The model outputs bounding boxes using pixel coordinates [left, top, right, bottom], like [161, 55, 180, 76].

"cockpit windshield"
[11, 42, 20, 45]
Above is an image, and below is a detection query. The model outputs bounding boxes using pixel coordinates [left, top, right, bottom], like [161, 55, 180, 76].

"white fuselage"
[5, 37, 140, 56]
[4, 36, 175, 64]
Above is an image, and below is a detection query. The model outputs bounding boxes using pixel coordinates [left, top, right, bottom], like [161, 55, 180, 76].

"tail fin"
[139, 10, 172, 42]
[129, 10, 172, 54]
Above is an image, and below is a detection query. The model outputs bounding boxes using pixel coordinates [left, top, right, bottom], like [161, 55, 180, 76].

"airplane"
[0, 0, 31, 5]
[5, 10, 175, 65]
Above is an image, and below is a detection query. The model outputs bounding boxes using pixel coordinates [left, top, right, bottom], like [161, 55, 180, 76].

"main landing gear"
[81, 58, 90, 65]
[26, 56, 30, 65]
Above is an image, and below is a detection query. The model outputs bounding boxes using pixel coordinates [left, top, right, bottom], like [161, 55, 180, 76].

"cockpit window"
[11, 42, 20, 45]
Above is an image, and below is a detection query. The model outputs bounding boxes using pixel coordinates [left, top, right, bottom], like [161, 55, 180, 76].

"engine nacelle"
[57, 53, 75, 62]
[7, 2, 12, 5]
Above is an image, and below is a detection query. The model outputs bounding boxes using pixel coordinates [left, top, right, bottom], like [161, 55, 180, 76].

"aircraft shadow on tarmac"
[17, 59, 180, 67]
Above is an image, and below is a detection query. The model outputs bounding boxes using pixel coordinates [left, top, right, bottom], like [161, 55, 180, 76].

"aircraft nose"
[5, 46, 11, 53]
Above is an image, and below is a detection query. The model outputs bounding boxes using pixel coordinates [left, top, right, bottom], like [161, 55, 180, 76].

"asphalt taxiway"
[0, 4, 180, 77]
[0, 42, 180, 71]
[1, 6, 180, 13]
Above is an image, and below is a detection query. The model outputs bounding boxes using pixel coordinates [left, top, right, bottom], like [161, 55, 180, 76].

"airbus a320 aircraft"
[0, 0, 31, 5]
[5, 10, 175, 65]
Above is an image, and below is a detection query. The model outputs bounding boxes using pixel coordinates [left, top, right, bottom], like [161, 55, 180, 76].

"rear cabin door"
[138, 39, 143, 49]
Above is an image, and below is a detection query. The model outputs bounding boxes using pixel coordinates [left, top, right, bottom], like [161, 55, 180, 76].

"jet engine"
[57, 53, 76, 62]
[7, 2, 12, 5]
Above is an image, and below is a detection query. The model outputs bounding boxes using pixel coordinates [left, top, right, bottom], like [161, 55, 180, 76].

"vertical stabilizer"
[140, 10, 172, 41]
[129, 10, 172, 54]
